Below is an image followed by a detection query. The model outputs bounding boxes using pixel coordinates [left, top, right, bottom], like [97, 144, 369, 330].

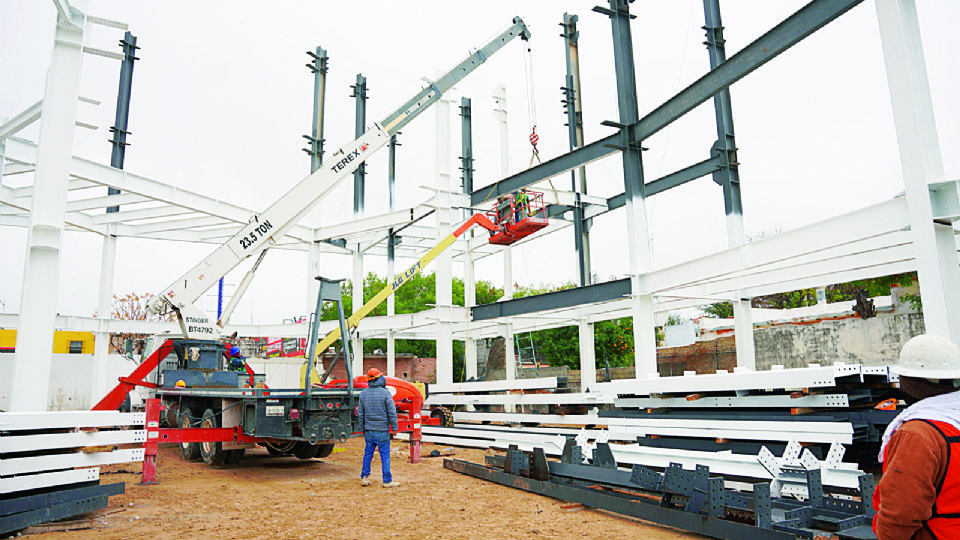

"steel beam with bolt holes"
[444, 459, 796, 540]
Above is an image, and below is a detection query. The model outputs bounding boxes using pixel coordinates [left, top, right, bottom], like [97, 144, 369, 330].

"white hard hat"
[895, 334, 960, 379]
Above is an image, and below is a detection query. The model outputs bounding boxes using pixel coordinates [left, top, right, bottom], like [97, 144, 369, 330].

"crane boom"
[148, 17, 530, 339]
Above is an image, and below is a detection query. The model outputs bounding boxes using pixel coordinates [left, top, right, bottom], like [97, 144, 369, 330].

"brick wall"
[320, 354, 437, 383]
[657, 336, 738, 376]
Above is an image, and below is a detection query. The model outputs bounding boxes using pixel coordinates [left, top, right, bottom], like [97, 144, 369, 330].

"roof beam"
[470, 0, 864, 205]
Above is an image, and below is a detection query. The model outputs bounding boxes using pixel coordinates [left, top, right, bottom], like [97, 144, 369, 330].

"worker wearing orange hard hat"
[358, 368, 400, 488]
[874, 334, 960, 539]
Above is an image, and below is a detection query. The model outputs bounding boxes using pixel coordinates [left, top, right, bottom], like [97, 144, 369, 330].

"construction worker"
[358, 368, 400, 488]
[874, 334, 960, 539]
[514, 189, 529, 223]
[225, 343, 246, 372]
[496, 194, 513, 227]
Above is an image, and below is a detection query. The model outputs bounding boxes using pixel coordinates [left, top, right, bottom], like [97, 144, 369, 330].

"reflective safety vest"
[918, 419, 960, 539]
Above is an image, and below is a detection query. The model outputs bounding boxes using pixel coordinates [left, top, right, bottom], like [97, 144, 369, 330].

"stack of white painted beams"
[0, 410, 145, 535]
[422, 364, 899, 492]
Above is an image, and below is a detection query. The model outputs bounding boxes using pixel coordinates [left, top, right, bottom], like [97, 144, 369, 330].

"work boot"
[382, 481, 401, 488]
[360, 477, 372, 487]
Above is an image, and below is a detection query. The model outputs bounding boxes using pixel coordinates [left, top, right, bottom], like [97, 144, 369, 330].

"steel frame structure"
[2, 0, 956, 405]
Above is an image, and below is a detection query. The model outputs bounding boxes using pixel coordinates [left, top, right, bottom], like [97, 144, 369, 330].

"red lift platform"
[487, 189, 548, 245]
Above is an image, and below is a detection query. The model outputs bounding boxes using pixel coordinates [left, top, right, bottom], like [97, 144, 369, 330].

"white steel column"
[306, 212, 322, 317]
[578, 317, 597, 391]
[386, 254, 396, 377]
[728, 215, 756, 370]
[464, 235, 477, 381]
[352, 250, 364, 376]
[492, 85, 515, 392]
[876, 0, 960, 343]
[11, 6, 85, 411]
[502, 321, 516, 412]
[492, 85, 513, 301]
[92, 226, 116, 402]
[435, 96, 454, 385]
[626, 194, 656, 379]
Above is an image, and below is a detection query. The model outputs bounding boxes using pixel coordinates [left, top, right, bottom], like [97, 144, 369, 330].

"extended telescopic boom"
[148, 18, 530, 339]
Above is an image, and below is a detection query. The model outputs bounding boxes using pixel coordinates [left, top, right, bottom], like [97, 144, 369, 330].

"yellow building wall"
[0, 329, 95, 353]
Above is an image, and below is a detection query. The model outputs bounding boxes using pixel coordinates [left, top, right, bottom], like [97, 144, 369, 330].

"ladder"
[514, 333, 539, 378]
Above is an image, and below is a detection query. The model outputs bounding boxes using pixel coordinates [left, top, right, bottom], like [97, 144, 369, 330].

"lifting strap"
[524, 40, 541, 167]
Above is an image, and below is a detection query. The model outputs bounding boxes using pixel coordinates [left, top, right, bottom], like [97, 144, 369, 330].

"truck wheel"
[224, 449, 245, 465]
[200, 409, 227, 465]
[292, 442, 320, 460]
[178, 407, 201, 461]
[316, 443, 335, 458]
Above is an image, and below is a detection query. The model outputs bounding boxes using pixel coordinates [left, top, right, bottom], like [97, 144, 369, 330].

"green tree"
[319, 271, 503, 381]
[699, 272, 917, 318]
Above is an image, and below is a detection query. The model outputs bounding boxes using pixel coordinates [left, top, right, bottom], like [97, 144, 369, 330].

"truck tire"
[200, 409, 227, 465]
[316, 443, 335, 458]
[292, 442, 320, 460]
[178, 407, 201, 461]
[223, 449, 245, 465]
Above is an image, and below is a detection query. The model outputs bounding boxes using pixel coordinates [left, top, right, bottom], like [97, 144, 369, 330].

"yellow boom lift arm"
[303, 214, 498, 383]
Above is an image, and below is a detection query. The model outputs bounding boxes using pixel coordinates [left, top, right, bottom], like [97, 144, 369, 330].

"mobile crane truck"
[91, 17, 531, 471]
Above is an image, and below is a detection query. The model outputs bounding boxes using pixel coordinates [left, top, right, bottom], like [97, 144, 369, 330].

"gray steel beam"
[703, 0, 744, 219]
[351, 74, 367, 215]
[602, 155, 724, 214]
[459, 97, 474, 195]
[106, 31, 138, 213]
[444, 459, 796, 540]
[471, 278, 630, 321]
[470, 0, 864, 206]
[562, 13, 592, 287]
[304, 46, 329, 172]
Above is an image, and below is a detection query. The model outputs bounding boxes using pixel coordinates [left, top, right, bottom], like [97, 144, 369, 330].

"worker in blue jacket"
[358, 368, 400, 488]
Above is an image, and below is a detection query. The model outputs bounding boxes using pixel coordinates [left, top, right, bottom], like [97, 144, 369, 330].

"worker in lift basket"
[874, 334, 960, 539]
[358, 368, 400, 488]
[513, 189, 530, 223]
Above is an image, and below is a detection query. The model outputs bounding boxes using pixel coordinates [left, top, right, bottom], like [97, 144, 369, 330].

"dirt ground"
[24, 440, 706, 540]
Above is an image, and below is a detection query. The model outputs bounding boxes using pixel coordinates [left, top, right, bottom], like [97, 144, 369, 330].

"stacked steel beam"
[422, 364, 900, 488]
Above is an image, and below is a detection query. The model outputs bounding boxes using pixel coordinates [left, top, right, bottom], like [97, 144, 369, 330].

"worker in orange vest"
[874, 334, 960, 539]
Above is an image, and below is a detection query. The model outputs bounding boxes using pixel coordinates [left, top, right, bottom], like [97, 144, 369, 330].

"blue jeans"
[361, 431, 392, 483]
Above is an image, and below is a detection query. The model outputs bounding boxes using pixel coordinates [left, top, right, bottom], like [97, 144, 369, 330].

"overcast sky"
[1, 1, 959, 324]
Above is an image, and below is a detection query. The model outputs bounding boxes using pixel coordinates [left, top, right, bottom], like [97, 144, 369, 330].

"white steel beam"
[429, 377, 558, 394]
[596, 364, 875, 396]
[0, 468, 99, 495]
[130, 215, 230, 234]
[613, 393, 851, 409]
[421, 426, 862, 489]
[89, 204, 192, 224]
[4, 137, 313, 240]
[313, 204, 434, 242]
[451, 412, 854, 444]
[424, 391, 611, 406]
[0, 428, 147, 453]
[0, 448, 144, 475]
[66, 192, 150, 212]
[0, 100, 43, 139]
[0, 410, 145, 430]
